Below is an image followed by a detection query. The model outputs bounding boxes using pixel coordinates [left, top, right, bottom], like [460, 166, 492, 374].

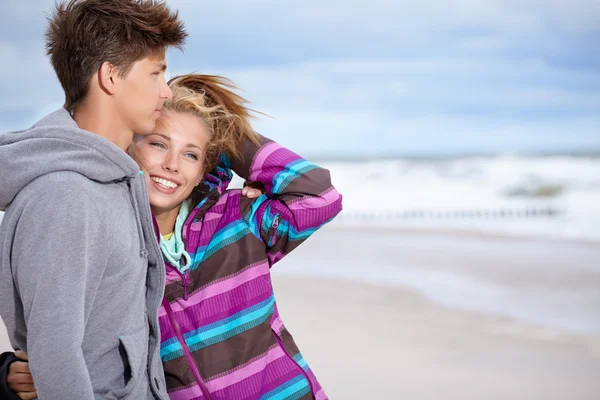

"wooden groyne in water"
[336, 207, 562, 222]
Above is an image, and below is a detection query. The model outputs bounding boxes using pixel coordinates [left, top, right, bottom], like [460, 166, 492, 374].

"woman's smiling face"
[132, 110, 208, 215]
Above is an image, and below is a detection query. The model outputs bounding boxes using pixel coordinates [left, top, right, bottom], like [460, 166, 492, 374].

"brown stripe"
[231, 136, 271, 179]
[162, 323, 311, 391]
[164, 233, 266, 299]
[278, 327, 302, 356]
[163, 355, 197, 390]
[277, 167, 333, 199]
[193, 318, 276, 379]
[268, 232, 303, 256]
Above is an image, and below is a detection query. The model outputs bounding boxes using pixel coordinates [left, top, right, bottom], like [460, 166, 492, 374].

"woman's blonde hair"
[164, 74, 261, 175]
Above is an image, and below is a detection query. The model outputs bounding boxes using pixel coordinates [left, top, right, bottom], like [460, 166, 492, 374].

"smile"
[151, 176, 180, 189]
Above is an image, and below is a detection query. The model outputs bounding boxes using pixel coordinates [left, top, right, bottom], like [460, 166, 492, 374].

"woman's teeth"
[151, 176, 178, 189]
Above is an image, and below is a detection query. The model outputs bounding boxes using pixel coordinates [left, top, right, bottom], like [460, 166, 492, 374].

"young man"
[0, 0, 186, 398]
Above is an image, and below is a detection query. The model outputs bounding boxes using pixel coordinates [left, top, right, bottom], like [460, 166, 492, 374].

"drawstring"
[128, 172, 148, 258]
[160, 200, 192, 273]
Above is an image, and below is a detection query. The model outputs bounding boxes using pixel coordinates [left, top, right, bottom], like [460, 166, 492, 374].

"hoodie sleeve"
[0, 352, 20, 400]
[10, 184, 105, 399]
[231, 135, 343, 265]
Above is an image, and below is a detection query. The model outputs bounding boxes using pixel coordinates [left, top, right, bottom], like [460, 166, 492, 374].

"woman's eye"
[184, 153, 199, 160]
[150, 142, 166, 149]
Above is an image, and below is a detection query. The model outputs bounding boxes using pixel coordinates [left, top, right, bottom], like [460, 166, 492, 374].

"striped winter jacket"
[158, 135, 343, 400]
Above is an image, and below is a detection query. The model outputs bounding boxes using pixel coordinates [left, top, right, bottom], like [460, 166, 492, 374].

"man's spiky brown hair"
[46, 0, 187, 112]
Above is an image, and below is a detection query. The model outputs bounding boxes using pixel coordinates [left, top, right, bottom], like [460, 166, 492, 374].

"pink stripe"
[249, 142, 282, 181]
[213, 193, 229, 207]
[271, 315, 284, 334]
[159, 261, 270, 317]
[206, 346, 286, 391]
[315, 388, 328, 400]
[165, 284, 273, 333]
[284, 202, 342, 232]
[165, 269, 182, 285]
[189, 220, 204, 232]
[268, 251, 285, 265]
[203, 212, 222, 223]
[168, 384, 203, 400]
[288, 188, 341, 210]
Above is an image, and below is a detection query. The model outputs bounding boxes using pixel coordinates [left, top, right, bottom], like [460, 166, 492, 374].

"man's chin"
[136, 120, 158, 136]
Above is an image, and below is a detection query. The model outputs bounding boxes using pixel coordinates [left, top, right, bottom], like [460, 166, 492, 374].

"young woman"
[3, 74, 342, 400]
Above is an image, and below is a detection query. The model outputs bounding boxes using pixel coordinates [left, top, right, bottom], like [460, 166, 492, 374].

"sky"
[0, 0, 599, 157]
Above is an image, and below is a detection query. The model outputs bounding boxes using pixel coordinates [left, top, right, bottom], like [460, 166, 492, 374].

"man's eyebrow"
[155, 62, 167, 71]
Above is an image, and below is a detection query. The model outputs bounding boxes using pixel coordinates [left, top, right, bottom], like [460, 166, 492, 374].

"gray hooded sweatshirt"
[0, 109, 168, 399]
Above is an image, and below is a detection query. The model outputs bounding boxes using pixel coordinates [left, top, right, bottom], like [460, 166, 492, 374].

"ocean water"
[5, 155, 596, 239]
[316, 155, 600, 241]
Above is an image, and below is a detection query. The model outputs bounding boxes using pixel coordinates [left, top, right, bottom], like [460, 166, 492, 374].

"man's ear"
[98, 62, 118, 95]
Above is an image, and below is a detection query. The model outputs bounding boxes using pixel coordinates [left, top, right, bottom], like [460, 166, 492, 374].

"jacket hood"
[0, 108, 139, 211]
[201, 153, 234, 197]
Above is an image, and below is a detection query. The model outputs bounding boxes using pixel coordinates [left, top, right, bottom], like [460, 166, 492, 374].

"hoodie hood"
[0, 108, 139, 211]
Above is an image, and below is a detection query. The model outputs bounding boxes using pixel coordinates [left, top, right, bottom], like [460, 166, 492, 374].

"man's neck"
[73, 103, 132, 151]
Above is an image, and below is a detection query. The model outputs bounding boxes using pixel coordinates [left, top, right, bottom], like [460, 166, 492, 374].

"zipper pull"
[270, 216, 281, 247]
[183, 272, 190, 301]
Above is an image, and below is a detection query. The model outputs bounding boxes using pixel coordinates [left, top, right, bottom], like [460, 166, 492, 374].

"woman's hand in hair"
[7, 350, 36, 400]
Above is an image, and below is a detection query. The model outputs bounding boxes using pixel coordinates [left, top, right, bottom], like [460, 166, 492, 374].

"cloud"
[0, 0, 598, 154]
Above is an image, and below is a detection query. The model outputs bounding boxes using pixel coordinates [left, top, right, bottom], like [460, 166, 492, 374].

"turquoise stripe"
[246, 194, 267, 238]
[189, 220, 245, 259]
[287, 215, 336, 241]
[160, 348, 184, 363]
[287, 224, 318, 240]
[292, 353, 309, 370]
[161, 297, 275, 361]
[208, 221, 247, 249]
[276, 381, 310, 400]
[272, 160, 317, 193]
[184, 296, 276, 348]
[275, 165, 318, 194]
[184, 295, 275, 337]
[188, 247, 204, 263]
[265, 214, 335, 245]
[204, 228, 250, 260]
[160, 341, 182, 357]
[189, 220, 249, 269]
[187, 309, 273, 352]
[160, 336, 179, 350]
[260, 208, 272, 237]
[160, 336, 183, 361]
[271, 159, 305, 189]
[260, 375, 310, 400]
[259, 375, 304, 399]
[259, 206, 275, 232]
[219, 152, 232, 168]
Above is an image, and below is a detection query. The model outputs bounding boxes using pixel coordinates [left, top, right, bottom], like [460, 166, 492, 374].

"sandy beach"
[2, 225, 599, 399]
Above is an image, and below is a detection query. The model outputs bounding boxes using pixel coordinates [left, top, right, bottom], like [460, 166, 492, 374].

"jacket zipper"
[272, 329, 315, 398]
[162, 298, 213, 400]
[167, 264, 191, 301]
[270, 215, 281, 247]
[182, 272, 190, 301]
